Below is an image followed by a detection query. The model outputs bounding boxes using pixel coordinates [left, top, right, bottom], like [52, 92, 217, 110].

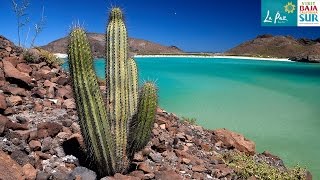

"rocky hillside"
[0, 36, 312, 179]
[41, 33, 183, 58]
[226, 34, 320, 62]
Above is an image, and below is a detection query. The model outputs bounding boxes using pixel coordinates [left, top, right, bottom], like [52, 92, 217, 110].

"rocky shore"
[0, 36, 312, 180]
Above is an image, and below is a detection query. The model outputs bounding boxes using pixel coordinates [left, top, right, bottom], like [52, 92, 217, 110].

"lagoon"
[63, 57, 320, 177]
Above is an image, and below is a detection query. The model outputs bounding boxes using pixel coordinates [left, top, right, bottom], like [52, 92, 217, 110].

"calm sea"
[63, 57, 320, 177]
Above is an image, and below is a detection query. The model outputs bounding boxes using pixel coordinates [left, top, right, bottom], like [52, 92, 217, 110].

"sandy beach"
[53, 53, 68, 58]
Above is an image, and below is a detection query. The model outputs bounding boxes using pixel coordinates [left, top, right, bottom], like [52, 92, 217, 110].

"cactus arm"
[127, 58, 138, 118]
[106, 8, 130, 171]
[68, 28, 116, 175]
[129, 82, 158, 154]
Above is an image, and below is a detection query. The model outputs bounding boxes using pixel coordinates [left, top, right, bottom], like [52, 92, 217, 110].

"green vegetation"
[224, 152, 307, 180]
[180, 116, 197, 124]
[67, 7, 158, 176]
[23, 48, 63, 66]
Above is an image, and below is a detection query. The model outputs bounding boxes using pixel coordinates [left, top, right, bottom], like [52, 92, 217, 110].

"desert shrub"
[23, 48, 63, 66]
[23, 50, 38, 63]
[37, 48, 63, 66]
[224, 152, 307, 180]
[181, 116, 197, 124]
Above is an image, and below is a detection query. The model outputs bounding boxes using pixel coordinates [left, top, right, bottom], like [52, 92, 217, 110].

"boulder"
[16, 63, 33, 74]
[213, 128, 255, 155]
[0, 150, 25, 180]
[3, 59, 32, 88]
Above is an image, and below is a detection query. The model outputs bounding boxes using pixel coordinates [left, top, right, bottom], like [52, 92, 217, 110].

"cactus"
[129, 82, 158, 154]
[68, 7, 158, 176]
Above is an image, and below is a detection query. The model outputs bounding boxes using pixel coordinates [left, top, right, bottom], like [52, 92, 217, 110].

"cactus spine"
[68, 7, 157, 176]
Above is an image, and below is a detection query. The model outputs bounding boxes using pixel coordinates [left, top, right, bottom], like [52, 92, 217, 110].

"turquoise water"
[63, 57, 320, 177]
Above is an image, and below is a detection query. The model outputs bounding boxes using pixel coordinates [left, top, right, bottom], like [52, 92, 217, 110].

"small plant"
[68, 8, 158, 176]
[224, 152, 307, 180]
[181, 116, 197, 124]
[37, 48, 63, 66]
[23, 48, 63, 66]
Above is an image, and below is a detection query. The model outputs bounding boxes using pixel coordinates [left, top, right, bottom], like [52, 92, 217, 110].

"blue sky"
[1, 0, 319, 52]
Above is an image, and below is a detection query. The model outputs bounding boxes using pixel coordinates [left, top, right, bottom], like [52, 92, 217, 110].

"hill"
[41, 33, 183, 57]
[226, 34, 320, 62]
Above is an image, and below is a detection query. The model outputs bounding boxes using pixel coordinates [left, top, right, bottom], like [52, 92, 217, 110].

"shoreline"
[134, 54, 292, 62]
[53, 53, 68, 58]
[55, 53, 292, 62]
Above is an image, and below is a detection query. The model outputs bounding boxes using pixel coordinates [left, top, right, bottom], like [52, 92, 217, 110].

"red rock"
[16, 63, 32, 74]
[29, 140, 41, 151]
[213, 128, 256, 155]
[154, 170, 183, 180]
[138, 162, 153, 173]
[5, 46, 12, 52]
[182, 158, 191, 164]
[3, 59, 32, 87]
[192, 172, 204, 179]
[113, 173, 140, 180]
[0, 66, 4, 81]
[32, 88, 46, 98]
[213, 164, 233, 178]
[133, 152, 144, 162]
[5, 118, 28, 130]
[34, 102, 43, 112]
[47, 85, 55, 98]
[3, 56, 22, 67]
[56, 76, 69, 86]
[22, 163, 37, 180]
[3, 86, 27, 96]
[57, 87, 72, 99]
[43, 80, 56, 87]
[129, 171, 145, 179]
[0, 150, 24, 180]
[6, 95, 23, 106]
[14, 130, 31, 140]
[37, 122, 63, 138]
[0, 93, 7, 111]
[192, 165, 207, 172]
[42, 100, 52, 107]
[63, 99, 76, 109]
[0, 81, 6, 87]
[0, 115, 9, 134]
[3, 107, 15, 115]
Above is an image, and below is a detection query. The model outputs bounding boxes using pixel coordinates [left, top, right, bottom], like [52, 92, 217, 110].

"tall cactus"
[68, 7, 158, 176]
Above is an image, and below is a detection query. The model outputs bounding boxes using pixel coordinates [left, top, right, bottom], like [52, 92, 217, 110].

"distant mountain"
[41, 33, 183, 58]
[226, 34, 320, 62]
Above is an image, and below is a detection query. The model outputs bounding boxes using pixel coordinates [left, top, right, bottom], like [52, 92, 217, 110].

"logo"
[262, 0, 298, 26]
[262, 0, 320, 26]
[284, 2, 296, 13]
[297, 0, 320, 26]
